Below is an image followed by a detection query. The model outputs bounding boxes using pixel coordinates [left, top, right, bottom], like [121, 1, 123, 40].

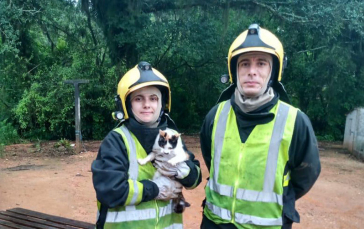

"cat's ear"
[174, 133, 181, 138]
[159, 129, 166, 137]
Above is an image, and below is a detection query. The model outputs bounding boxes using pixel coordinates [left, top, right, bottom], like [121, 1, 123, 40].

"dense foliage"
[1, 0, 363, 143]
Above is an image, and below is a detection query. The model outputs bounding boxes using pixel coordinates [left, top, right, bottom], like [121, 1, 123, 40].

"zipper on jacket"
[231, 144, 244, 224]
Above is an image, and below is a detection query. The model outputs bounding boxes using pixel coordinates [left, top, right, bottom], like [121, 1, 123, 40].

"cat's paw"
[138, 159, 147, 165]
[167, 159, 178, 166]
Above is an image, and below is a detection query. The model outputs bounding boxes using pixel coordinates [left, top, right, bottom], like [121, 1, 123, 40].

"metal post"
[64, 79, 89, 153]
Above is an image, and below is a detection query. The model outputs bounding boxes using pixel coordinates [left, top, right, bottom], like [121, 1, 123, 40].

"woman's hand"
[152, 176, 182, 200]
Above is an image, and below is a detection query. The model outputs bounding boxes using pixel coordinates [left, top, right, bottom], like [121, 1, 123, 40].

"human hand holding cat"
[154, 153, 191, 179]
[153, 176, 183, 200]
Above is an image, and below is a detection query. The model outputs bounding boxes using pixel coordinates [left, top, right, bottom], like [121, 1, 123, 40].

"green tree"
[1, 0, 116, 140]
[1, 0, 363, 142]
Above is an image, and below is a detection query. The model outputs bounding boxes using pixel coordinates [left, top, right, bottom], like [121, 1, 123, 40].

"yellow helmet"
[228, 23, 286, 85]
[217, 23, 289, 103]
[116, 61, 171, 120]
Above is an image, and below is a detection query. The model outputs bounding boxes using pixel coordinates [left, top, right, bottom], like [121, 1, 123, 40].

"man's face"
[237, 52, 272, 97]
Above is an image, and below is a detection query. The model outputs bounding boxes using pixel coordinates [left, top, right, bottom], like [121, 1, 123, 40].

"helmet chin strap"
[265, 78, 274, 93]
[157, 110, 164, 123]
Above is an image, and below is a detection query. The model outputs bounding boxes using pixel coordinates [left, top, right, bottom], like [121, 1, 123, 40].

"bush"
[0, 144, 5, 158]
[316, 134, 335, 142]
[0, 119, 20, 145]
[54, 138, 72, 150]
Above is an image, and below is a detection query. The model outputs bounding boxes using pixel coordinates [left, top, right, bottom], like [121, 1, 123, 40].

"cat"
[138, 129, 189, 168]
[137, 128, 190, 213]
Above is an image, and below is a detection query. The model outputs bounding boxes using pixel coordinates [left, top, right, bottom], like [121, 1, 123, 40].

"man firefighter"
[200, 24, 321, 229]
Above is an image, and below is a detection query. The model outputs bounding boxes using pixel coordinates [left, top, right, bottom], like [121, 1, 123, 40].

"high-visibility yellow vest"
[204, 100, 297, 229]
[97, 125, 183, 229]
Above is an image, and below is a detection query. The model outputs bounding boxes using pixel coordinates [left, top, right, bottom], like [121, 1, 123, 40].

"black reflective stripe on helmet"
[129, 62, 168, 89]
[232, 24, 275, 53]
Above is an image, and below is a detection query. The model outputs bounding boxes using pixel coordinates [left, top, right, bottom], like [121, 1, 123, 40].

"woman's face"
[130, 86, 161, 125]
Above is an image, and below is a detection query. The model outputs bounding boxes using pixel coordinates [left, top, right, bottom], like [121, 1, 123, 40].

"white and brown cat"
[138, 129, 189, 169]
[138, 128, 190, 213]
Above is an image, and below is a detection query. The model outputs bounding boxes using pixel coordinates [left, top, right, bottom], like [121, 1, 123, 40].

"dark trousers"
[201, 214, 293, 229]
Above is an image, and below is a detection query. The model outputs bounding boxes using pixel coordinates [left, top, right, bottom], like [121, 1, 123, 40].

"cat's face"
[158, 129, 180, 154]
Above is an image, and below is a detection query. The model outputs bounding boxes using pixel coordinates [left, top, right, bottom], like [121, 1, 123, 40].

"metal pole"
[64, 79, 89, 153]
[74, 83, 81, 154]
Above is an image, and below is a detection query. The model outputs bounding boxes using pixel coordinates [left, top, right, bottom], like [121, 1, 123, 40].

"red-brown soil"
[1, 137, 363, 228]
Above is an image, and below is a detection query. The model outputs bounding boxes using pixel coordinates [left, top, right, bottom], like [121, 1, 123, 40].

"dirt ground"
[1, 137, 364, 229]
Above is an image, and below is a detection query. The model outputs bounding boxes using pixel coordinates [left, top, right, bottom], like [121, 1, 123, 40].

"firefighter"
[92, 61, 202, 228]
[200, 24, 321, 229]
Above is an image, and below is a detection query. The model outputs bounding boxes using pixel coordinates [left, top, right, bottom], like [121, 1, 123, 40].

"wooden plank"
[0, 218, 33, 229]
[0, 211, 77, 229]
[0, 214, 58, 229]
[6, 208, 94, 229]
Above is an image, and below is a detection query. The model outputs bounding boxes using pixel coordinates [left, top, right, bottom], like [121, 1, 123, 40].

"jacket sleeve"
[288, 111, 321, 200]
[92, 131, 158, 208]
[177, 144, 202, 189]
[168, 132, 200, 189]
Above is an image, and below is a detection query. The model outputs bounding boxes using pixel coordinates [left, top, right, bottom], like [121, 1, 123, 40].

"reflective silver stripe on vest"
[120, 125, 138, 179]
[206, 201, 232, 221]
[208, 101, 290, 207]
[104, 200, 178, 224]
[105, 207, 157, 222]
[164, 223, 183, 229]
[159, 200, 173, 217]
[119, 126, 139, 205]
[235, 189, 283, 206]
[130, 180, 139, 205]
[235, 212, 282, 225]
[210, 100, 232, 197]
[206, 202, 283, 226]
[264, 103, 289, 193]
